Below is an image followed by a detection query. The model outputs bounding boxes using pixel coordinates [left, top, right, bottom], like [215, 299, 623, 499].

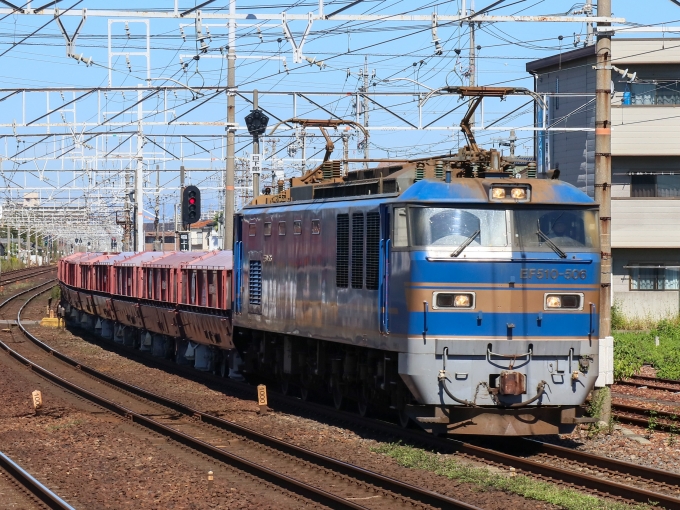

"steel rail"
[59, 306, 680, 510]
[7, 285, 481, 510]
[617, 376, 680, 393]
[521, 438, 680, 487]
[0, 268, 54, 286]
[613, 402, 680, 430]
[0, 451, 75, 510]
[629, 374, 680, 386]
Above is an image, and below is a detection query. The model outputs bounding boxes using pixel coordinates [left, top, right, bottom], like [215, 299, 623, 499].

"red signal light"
[189, 197, 196, 205]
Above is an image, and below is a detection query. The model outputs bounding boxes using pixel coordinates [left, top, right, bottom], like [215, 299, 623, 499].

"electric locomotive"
[233, 163, 599, 435]
[233, 88, 600, 435]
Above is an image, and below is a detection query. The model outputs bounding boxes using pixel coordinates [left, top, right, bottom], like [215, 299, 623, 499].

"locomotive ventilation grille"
[352, 213, 364, 289]
[336, 214, 349, 288]
[366, 212, 380, 290]
[249, 260, 262, 305]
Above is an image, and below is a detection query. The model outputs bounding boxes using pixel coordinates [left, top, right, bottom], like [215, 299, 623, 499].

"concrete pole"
[342, 132, 349, 175]
[468, 1, 476, 127]
[136, 87, 145, 252]
[362, 56, 370, 168]
[253, 89, 260, 199]
[593, 0, 612, 422]
[224, 0, 236, 250]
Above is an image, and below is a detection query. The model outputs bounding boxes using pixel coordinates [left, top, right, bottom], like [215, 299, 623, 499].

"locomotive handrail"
[426, 257, 593, 263]
[486, 348, 533, 361]
[438, 347, 477, 407]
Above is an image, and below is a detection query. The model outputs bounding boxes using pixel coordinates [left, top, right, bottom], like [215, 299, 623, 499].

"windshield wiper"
[536, 227, 567, 259]
[451, 229, 480, 257]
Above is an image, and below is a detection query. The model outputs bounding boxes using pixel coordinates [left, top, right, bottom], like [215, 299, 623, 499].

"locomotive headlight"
[511, 188, 527, 200]
[545, 293, 584, 310]
[491, 188, 506, 199]
[434, 292, 475, 309]
[454, 294, 471, 307]
[546, 295, 562, 308]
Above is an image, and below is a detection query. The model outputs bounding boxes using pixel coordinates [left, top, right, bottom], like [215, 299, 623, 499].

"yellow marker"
[31, 390, 42, 411]
[208, 470, 214, 490]
[257, 384, 268, 413]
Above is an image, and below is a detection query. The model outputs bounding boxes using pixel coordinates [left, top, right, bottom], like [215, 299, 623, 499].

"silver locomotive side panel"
[234, 198, 392, 350]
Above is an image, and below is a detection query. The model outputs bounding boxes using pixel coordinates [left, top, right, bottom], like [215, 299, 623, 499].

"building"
[142, 220, 222, 251]
[527, 39, 680, 320]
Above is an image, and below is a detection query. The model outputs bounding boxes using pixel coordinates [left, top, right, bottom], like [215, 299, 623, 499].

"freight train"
[58, 87, 601, 435]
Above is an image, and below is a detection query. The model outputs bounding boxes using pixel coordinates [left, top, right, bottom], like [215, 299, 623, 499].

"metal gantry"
[0, 2, 621, 254]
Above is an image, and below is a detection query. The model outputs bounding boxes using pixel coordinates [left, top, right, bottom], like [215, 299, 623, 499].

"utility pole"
[362, 56, 370, 168]
[342, 132, 349, 175]
[123, 170, 132, 252]
[252, 89, 261, 199]
[224, 0, 236, 250]
[469, 1, 476, 88]
[154, 165, 161, 251]
[585, 0, 594, 46]
[135, 86, 145, 253]
[593, 0, 613, 421]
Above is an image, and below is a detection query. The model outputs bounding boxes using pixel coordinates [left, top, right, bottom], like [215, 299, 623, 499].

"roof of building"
[526, 45, 595, 73]
[527, 38, 680, 73]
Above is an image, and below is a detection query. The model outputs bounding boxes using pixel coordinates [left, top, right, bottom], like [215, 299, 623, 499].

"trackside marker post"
[31, 390, 42, 413]
[257, 384, 268, 414]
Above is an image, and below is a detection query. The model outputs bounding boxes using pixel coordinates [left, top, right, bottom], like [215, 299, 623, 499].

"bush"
[614, 317, 680, 380]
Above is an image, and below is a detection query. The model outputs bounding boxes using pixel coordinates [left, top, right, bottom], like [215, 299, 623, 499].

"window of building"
[629, 266, 680, 291]
[264, 222, 272, 236]
[631, 175, 680, 197]
[311, 219, 321, 235]
[628, 82, 680, 105]
[278, 221, 286, 236]
[293, 220, 302, 235]
[248, 222, 256, 236]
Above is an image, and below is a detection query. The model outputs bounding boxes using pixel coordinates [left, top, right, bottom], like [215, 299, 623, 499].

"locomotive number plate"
[520, 269, 587, 280]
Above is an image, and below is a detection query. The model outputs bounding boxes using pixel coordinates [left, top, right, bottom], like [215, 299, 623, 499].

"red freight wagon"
[178, 250, 234, 349]
[113, 251, 167, 298]
[140, 251, 204, 303]
[91, 252, 138, 295]
[180, 251, 233, 310]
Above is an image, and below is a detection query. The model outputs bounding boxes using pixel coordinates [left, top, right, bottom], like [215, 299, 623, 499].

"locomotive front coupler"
[439, 347, 547, 409]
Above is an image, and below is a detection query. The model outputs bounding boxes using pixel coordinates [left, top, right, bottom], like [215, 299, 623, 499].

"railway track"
[617, 375, 680, 394]
[3, 283, 481, 510]
[0, 266, 55, 286]
[52, 312, 680, 509]
[612, 401, 680, 431]
[0, 450, 75, 510]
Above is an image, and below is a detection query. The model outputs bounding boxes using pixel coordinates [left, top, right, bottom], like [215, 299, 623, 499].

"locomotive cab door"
[379, 204, 391, 334]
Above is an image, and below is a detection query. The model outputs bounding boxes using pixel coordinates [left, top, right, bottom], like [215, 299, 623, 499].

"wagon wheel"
[299, 385, 309, 401]
[331, 377, 344, 410]
[397, 409, 410, 428]
[357, 386, 370, 417]
[219, 355, 228, 378]
[280, 375, 290, 396]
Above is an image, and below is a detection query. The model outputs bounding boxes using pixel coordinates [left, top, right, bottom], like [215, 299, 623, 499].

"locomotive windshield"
[398, 206, 599, 253]
[513, 209, 599, 252]
[409, 207, 507, 247]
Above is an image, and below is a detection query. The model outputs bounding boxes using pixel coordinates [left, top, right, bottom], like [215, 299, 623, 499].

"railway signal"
[182, 185, 201, 226]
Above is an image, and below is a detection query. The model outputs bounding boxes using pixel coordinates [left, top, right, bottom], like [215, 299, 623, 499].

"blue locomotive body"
[233, 176, 601, 435]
